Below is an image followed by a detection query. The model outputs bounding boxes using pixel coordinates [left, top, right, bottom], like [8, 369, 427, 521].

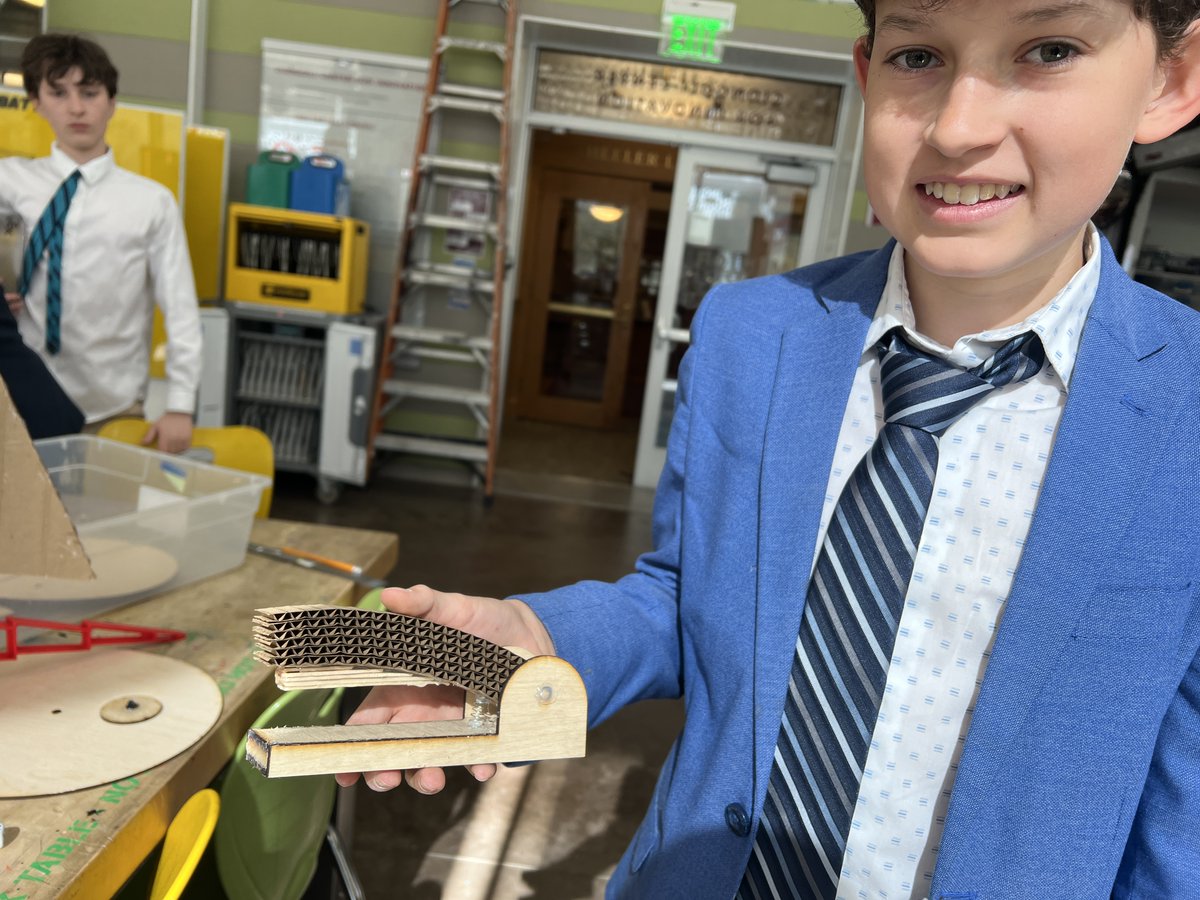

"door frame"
[632, 147, 831, 487]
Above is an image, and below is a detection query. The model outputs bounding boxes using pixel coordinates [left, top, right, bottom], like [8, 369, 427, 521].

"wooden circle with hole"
[0, 537, 179, 601]
[0, 649, 222, 797]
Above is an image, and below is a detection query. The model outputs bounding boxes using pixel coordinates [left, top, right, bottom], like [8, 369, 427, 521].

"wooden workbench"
[0, 518, 398, 900]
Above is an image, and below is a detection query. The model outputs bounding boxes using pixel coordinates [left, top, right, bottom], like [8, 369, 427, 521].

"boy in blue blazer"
[338, 0, 1200, 896]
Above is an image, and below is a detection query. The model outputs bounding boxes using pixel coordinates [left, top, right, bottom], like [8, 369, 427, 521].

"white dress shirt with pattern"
[822, 227, 1101, 899]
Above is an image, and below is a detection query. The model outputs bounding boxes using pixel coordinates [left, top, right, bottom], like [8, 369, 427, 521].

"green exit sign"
[662, 13, 728, 64]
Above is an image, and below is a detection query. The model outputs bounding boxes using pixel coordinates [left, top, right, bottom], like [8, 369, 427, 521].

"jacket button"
[725, 802, 751, 837]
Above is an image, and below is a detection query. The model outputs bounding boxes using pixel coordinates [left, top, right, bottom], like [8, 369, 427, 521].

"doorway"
[632, 148, 828, 486]
[500, 133, 830, 489]
[501, 132, 675, 484]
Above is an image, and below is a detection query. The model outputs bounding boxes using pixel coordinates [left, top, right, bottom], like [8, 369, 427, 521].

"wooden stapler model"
[246, 604, 587, 778]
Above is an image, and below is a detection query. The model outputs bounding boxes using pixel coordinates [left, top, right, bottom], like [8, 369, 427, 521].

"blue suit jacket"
[521, 238, 1200, 899]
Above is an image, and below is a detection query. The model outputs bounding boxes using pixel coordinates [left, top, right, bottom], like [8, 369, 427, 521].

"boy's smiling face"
[855, 0, 1191, 324]
[33, 66, 115, 166]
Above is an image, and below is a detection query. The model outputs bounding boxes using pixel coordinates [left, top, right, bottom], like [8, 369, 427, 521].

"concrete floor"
[271, 466, 683, 900]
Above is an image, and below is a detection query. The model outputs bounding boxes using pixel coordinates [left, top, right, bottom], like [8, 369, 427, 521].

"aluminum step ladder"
[368, 0, 517, 497]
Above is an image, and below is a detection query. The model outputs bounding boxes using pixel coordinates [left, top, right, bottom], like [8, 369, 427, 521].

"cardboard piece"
[0, 376, 94, 580]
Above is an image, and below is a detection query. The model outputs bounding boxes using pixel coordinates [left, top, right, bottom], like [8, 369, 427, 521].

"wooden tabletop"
[0, 518, 398, 900]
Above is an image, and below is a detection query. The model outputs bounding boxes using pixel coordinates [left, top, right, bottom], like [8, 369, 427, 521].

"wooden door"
[514, 169, 649, 428]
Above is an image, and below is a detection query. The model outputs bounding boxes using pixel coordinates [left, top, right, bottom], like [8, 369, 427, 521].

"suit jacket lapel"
[751, 244, 890, 797]
[935, 242, 1184, 873]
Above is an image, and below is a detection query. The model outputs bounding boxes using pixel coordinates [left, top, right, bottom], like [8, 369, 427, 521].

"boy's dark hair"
[21, 33, 119, 99]
[853, 0, 1200, 59]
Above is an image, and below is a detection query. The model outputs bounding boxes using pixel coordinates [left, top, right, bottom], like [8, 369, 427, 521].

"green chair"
[214, 685, 363, 900]
[356, 587, 385, 612]
[212, 589, 384, 900]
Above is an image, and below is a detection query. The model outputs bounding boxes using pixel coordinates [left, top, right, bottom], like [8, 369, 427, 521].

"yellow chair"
[149, 788, 221, 900]
[98, 418, 275, 518]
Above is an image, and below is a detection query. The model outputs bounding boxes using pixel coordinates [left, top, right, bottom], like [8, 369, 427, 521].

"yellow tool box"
[225, 203, 369, 314]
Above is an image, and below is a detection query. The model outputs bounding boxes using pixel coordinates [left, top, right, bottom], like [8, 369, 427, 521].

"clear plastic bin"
[0, 435, 270, 619]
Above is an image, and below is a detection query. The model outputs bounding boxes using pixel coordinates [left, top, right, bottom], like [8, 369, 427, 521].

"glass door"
[514, 169, 650, 428]
[633, 148, 829, 487]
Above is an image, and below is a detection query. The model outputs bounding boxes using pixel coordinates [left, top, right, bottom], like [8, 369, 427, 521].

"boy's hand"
[4, 291, 22, 316]
[143, 411, 193, 454]
[334, 585, 555, 795]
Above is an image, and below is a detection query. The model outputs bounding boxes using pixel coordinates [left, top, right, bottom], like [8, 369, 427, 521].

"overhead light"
[588, 204, 624, 224]
[1, 72, 23, 89]
[20, 0, 47, 8]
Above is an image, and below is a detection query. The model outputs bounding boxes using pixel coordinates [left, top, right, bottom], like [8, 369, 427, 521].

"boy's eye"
[888, 48, 939, 70]
[1026, 42, 1078, 64]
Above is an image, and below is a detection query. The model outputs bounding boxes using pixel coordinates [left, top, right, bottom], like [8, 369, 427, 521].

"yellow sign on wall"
[0, 91, 183, 197]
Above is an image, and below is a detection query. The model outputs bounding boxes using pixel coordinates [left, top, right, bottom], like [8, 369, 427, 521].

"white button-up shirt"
[826, 229, 1100, 899]
[0, 144, 201, 421]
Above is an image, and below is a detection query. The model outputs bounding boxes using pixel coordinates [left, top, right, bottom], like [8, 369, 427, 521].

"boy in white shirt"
[0, 33, 201, 452]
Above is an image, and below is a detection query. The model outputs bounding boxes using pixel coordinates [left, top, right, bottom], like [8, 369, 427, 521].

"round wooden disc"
[0, 537, 179, 602]
[0, 649, 223, 797]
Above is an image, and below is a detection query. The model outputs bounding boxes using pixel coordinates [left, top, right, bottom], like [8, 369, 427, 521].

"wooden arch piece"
[246, 604, 587, 778]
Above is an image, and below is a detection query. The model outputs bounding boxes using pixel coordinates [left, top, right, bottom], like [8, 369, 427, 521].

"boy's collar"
[867, 225, 1102, 389]
[49, 143, 114, 184]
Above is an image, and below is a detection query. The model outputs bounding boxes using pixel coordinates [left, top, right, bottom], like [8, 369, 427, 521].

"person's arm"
[142, 191, 202, 453]
[1113, 639, 1200, 894]
[0, 289, 83, 437]
[333, 290, 716, 796]
[513, 291, 721, 724]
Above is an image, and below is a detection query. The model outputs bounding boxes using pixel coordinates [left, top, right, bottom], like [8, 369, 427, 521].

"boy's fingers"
[378, 586, 554, 659]
[378, 584, 482, 633]
[367, 770, 405, 792]
[404, 767, 446, 794]
[140, 425, 158, 446]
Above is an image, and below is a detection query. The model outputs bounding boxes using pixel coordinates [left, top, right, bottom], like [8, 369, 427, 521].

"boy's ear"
[853, 37, 871, 95]
[1136, 20, 1200, 144]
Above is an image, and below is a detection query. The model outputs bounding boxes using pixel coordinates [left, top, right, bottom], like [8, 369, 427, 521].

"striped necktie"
[20, 169, 82, 355]
[739, 327, 1046, 900]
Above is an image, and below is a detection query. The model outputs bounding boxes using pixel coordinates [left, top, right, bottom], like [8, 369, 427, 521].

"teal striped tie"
[739, 328, 1046, 899]
[20, 169, 82, 355]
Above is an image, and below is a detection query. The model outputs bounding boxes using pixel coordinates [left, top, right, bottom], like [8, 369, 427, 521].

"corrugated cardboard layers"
[253, 605, 525, 701]
[0, 376, 94, 580]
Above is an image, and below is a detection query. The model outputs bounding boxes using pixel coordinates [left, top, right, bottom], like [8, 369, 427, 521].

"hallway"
[270, 470, 683, 899]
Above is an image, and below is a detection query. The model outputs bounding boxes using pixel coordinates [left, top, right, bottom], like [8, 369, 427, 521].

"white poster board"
[259, 39, 428, 312]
